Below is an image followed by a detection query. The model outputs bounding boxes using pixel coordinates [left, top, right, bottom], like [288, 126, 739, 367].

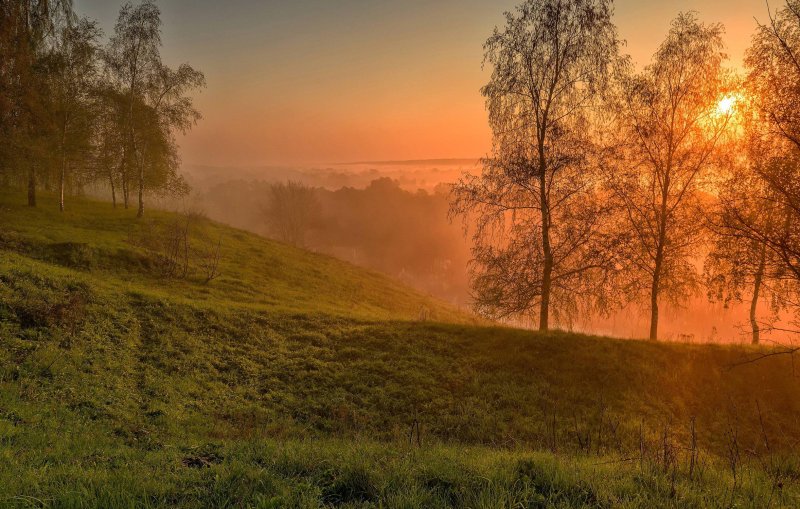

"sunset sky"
[75, 0, 766, 166]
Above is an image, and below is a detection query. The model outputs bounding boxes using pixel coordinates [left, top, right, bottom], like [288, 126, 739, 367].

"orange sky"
[76, 0, 768, 166]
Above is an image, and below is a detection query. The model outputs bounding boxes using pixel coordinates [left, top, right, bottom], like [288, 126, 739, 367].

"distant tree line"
[452, 0, 800, 343]
[198, 178, 472, 303]
[264, 178, 472, 303]
[0, 0, 204, 216]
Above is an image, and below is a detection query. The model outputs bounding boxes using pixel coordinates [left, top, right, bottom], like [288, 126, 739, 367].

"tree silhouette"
[451, 0, 621, 330]
[606, 13, 732, 340]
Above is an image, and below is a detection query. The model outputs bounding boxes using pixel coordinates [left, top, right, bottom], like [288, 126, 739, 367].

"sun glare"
[717, 96, 736, 115]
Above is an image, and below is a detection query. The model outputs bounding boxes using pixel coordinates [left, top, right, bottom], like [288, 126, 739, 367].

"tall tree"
[705, 150, 790, 344]
[607, 13, 732, 340]
[451, 0, 621, 330]
[104, 0, 160, 214]
[0, 0, 74, 206]
[701, 83, 797, 345]
[104, 1, 203, 217]
[42, 17, 101, 211]
[701, 0, 800, 337]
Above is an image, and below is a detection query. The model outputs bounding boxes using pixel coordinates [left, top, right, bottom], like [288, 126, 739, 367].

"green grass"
[1, 191, 799, 507]
[0, 191, 468, 322]
[2, 438, 798, 508]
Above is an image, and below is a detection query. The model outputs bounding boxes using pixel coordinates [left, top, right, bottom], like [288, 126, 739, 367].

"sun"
[717, 95, 736, 115]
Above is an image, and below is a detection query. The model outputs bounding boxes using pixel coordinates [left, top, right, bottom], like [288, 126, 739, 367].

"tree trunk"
[650, 168, 671, 341]
[59, 118, 68, 212]
[136, 164, 144, 218]
[649, 268, 660, 341]
[750, 244, 767, 345]
[59, 140, 67, 212]
[649, 219, 668, 341]
[27, 165, 36, 207]
[109, 170, 117, 208]
[122, 171, 129, 209]
[540, 259, 552, 331]
[539, 161, 552, 332]
[59, 162, 65, 212]
[120, 147, 129, 208]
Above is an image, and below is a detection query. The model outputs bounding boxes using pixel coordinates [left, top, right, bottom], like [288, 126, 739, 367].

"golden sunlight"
[7, 1, 800, 504]
[717, 95, 736, 115]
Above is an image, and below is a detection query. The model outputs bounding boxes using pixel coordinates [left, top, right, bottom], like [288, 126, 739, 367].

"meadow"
[1, 191, 799, 507]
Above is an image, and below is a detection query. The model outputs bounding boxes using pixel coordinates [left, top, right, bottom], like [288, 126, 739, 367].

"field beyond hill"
[1, 192, 799, 508]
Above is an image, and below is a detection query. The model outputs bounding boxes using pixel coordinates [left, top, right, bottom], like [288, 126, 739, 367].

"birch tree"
[104, 0, 160, 214]
[44, 17, 101, 211]
[607, 13, 732, 340]
[451, 0, 621, 330]
[104, 1, 203, 217]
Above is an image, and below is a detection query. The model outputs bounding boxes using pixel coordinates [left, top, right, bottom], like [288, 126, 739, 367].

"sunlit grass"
[1, 437, 798, 508]
[1, 190, 799, 506]
[0, 190, 470, 323]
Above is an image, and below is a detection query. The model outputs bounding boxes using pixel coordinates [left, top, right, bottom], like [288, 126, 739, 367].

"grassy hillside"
[0, 191, 468, 322]
[1, 191, 800, 507]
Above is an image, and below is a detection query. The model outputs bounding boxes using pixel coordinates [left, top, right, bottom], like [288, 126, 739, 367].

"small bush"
[46, 242, 95, 270]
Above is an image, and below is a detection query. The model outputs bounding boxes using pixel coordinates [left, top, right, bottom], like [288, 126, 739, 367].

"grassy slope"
[0, 192, 468, 322]
[1, 191, 800, 507]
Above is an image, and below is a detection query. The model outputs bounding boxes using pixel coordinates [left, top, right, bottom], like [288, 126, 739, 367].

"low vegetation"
[1, 192, 799, 507]
[3, 438, 800, 508]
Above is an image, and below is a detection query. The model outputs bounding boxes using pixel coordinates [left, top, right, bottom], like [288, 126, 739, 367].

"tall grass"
[1, 438, 798, 508]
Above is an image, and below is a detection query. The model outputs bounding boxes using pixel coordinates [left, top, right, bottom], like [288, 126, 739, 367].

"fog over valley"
[177, 161, 795, 345]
